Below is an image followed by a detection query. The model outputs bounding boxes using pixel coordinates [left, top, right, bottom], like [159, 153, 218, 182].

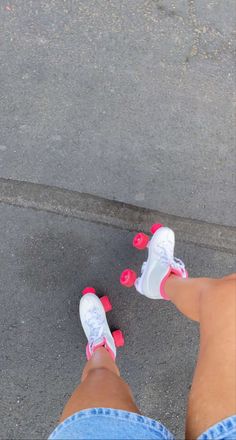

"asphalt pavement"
[0, 0, 235, 225]
[0, 1, 235, 439]
[1, 204, 235, 439]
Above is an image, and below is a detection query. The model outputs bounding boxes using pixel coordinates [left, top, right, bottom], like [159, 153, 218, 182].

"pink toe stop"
[150, 223, 163, 234]
[82, 286, 96, 295]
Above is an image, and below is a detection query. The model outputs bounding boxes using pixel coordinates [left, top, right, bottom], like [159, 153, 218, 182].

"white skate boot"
[120, 224, 188, 299]
[80, 287, 124, 360]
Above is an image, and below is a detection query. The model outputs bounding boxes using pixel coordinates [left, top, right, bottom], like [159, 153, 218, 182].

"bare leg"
[165, 274, 236, 439]
[59, 273, 235, 438]
[60, 347, 140, 422]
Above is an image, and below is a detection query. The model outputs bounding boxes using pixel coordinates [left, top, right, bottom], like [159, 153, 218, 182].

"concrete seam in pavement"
[0, 177, 235, 255]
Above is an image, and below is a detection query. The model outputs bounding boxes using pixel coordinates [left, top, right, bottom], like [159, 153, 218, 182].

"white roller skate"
[80, 287, 124, 360]
[120, 223, 188, 299]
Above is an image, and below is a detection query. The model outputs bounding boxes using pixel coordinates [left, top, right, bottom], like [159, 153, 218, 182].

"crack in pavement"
[144, 0, 235, 63]
[186, 0, 234, 62]
[0, 177, 235, 255]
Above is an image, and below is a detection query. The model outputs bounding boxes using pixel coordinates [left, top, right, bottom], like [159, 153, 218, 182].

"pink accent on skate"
[171, 266, 188, 279]
[160, 268, 172, 300]
[150, 223, 163, 234]
[133, 232, 149, 250]
[86, 338, 116, 361]
[112, 330, 125, 347]
[82, 286, 96, 295]
[86, 338, 106, 360]
[100, 296, 112, 312]
[160, 266, 188, 300]
[120, 269, 137, 287]
[86, 343, 91, 360]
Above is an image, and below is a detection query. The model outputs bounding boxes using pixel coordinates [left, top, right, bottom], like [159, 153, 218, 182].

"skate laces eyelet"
[156, 241, 173, 265]
[89, 336, 105, 352]
[156, 242, 186, 275]
[171, 257, 186, 274]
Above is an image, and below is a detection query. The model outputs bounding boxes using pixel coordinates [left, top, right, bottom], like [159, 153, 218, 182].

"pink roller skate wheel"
[112, 330, 125, 347]
[100, 296, 112, 312]
[120, 269, 137, 287]
[133, 232, 149, 250]
[150, 223, 163, 234]
[82, 286, 96, 295]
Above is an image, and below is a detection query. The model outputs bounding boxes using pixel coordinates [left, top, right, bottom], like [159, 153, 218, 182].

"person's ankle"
[165, 276, 203, 322]
[164, 274, 182, 300]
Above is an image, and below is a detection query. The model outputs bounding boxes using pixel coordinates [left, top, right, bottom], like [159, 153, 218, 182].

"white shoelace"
[156, 242, 186, 274]
[171, 257, 186, 274]
[85, 308, 105, 348]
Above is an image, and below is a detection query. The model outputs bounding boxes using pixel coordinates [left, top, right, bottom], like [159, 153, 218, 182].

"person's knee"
[85, 367, 118, 382]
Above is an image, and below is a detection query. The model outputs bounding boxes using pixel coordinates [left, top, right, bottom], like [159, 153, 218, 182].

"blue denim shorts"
[49, 408, 236, 440]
